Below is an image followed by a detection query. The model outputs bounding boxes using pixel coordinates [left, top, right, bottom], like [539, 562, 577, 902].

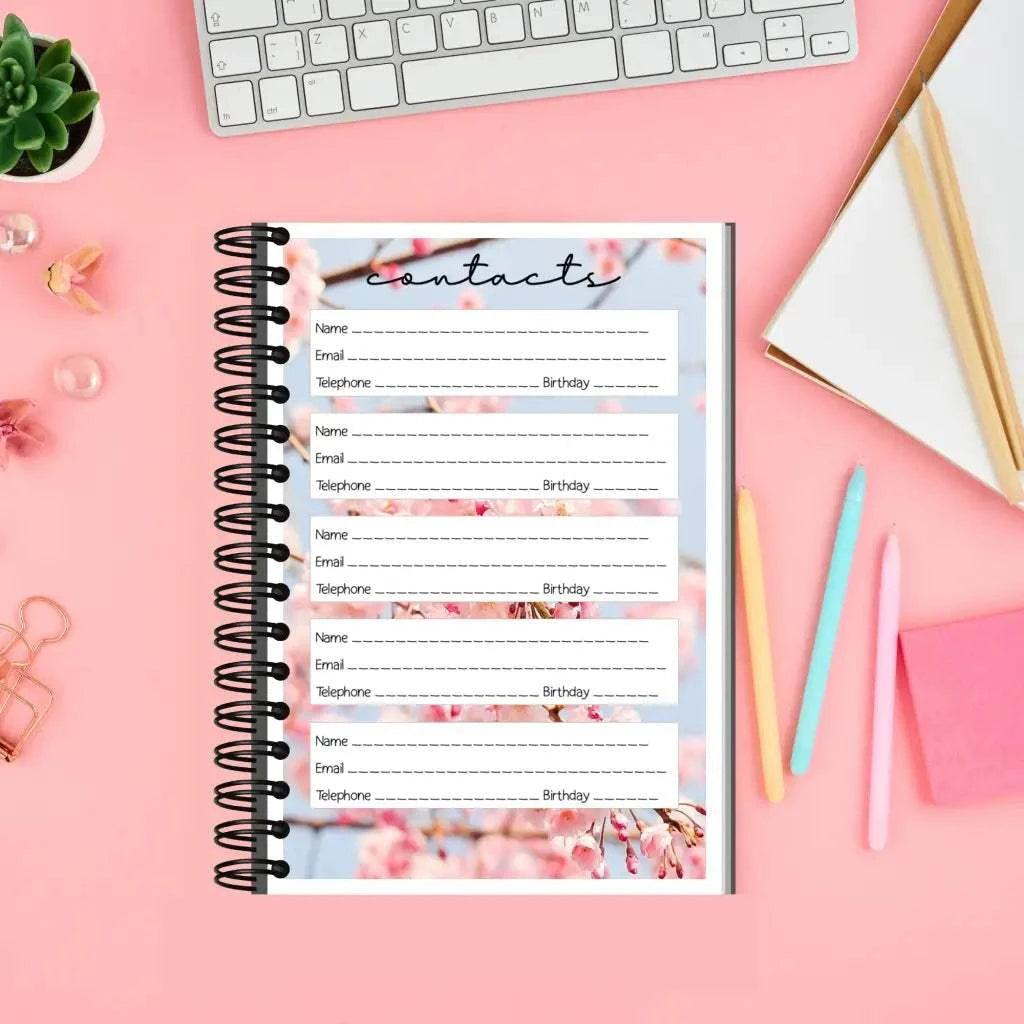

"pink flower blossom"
[570, 833, 604, 873]
[357, 825, 426, 878]
[659, 238, 700, 262]
[411, 238, 434, 256]
[596, 253, 624, 279]
[625, 844, 639, 875]
[638, 822, 671, 860]
[458, 288, 485, 309]
[545, 808, 598, 838]
[373, 262, 403, 289]
[0, 400, 46, 469]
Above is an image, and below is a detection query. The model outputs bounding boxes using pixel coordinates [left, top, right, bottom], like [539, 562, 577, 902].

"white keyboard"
[194, 0, 858, 136]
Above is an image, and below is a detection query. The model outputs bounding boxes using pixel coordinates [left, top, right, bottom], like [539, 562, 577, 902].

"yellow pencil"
[737, 487, 785, 803]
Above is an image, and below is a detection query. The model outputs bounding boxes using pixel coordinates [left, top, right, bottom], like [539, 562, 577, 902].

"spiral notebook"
[213, 223, 735, 894]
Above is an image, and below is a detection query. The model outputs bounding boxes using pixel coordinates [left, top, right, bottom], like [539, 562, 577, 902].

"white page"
[766, 0, 1024, 496]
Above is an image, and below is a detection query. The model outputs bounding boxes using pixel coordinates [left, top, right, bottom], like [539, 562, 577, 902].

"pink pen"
[868, 531, 901, 851]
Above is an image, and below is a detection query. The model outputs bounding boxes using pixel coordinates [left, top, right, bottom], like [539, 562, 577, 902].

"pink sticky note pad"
[900, 608, 1024, 805]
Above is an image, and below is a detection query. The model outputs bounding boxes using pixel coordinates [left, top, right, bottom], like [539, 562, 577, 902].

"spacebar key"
[402, 39, 618, 104]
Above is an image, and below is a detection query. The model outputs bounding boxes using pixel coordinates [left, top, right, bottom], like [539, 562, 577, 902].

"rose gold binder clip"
[0, 597, 70, 762]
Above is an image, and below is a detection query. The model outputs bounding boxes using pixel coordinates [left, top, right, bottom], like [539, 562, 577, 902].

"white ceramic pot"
[0, 34, 104, 184]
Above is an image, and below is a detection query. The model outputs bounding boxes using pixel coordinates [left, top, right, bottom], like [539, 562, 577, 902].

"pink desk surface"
[2, 1, 1022, 1020]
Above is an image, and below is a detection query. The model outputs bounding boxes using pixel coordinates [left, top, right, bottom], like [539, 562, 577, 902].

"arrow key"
[209, 36, 262, 78]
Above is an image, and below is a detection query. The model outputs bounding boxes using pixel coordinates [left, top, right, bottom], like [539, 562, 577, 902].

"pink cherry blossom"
[659, 238, 700, 262]
[411, 238, 434, 256]
[373, 262, 403, 289]
[596, 253, 624, 279]
[570, 833, 604, 873]
[638, 822, 672, 860]
[625, 844, 639, 874]
[458, 288, 485, 309]
[357, 825, 426, 878]
[545, 808, 598, 838]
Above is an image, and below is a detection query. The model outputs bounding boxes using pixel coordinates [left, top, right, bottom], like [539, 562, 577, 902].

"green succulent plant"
[0, 13, 99, 175]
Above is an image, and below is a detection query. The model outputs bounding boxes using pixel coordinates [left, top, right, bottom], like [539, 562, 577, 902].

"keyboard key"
[303, 70, 345, 113]
[722, 40, 761, 65]
[486, 5, 527, 43]
[373, 0, 411, 11]
[810, 30, 849, 56]
[402, 37, 617, 103]
[259, 75, 301, 119]
[398, 14, 438, 53]
[617, 0, 655, 29]
[622, 30, 672, 77]
[214, 81, 257, 125]
[309, 26, 349, 63]
[707, 0, 744, 15]
[764, 15, 802, 39]
[204, 0, 278, 33]
[283, 0, 323, 23]
[572, 0, 612, 33]
[209, 36, 261, 77]
[327, 0, 367, 13]
[265, 31, 305, 70]
[661, 0, 699, 23]
[347, 63, 400, 108]
[676, 25, 716, 70]
[442, 10, 482, 47]
[529, 0, 569, 39]
[767, 36, 804, 60]
[751, 0, 841, 10]
[353, 20, 394, 58]
[417, 0, 454, 6]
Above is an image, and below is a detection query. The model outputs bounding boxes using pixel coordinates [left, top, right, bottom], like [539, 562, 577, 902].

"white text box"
[309, 515, 679, 603]
[309, 309, 679, 396]
[309, 722, 679, 808]
[308, 413, 678, 500]
[309, 618, 680, 705]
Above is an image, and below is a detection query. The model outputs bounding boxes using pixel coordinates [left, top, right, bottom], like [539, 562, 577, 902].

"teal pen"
[790, 465, 866, 776]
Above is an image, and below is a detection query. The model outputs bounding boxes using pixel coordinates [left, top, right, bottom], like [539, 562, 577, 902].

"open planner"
[213, 224, 734, 894]
[765, 0, 1024, 505]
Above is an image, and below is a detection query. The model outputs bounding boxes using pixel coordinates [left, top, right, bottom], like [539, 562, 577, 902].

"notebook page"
[765, 0, 1023, 496]
[255, 225, 733, 894]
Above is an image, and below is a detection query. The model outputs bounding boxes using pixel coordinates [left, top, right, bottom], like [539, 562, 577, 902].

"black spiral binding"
[214, 225, 295, 892]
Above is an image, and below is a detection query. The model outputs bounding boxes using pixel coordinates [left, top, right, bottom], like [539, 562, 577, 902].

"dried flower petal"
[0, 399, 47, 468]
